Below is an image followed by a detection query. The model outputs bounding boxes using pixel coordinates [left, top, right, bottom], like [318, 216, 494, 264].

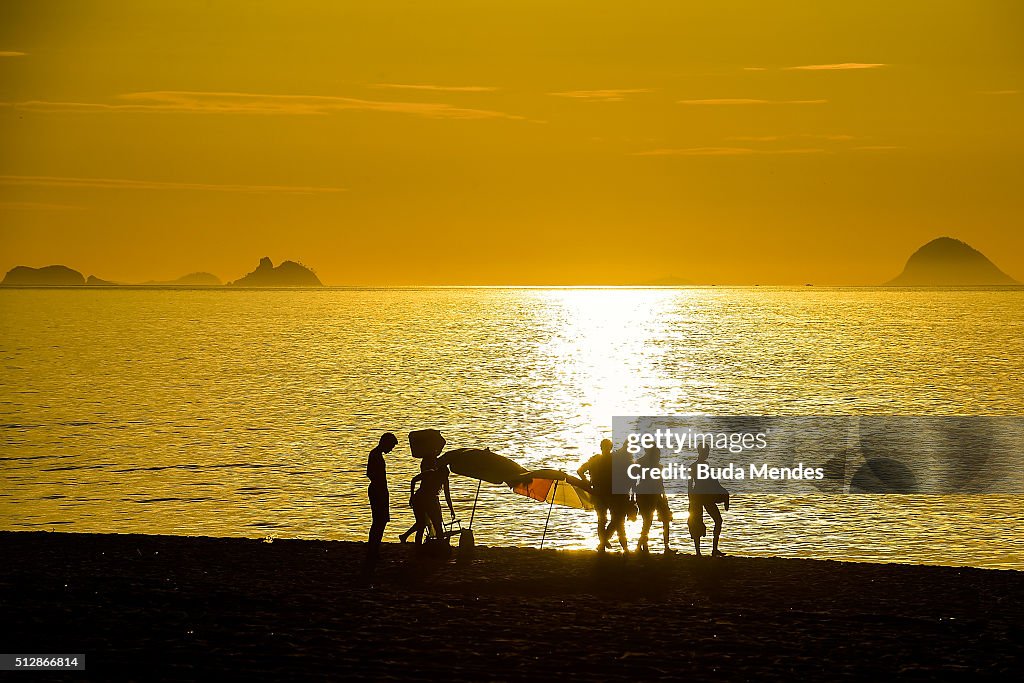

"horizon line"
[3, 283, 1022, 290]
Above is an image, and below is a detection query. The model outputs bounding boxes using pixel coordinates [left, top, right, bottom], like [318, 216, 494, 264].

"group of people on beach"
[578, 438, 727, 557]
[364, 432, 457, 565]
[364, 432, 727, 564]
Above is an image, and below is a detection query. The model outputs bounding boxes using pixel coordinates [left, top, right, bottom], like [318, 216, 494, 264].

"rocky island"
[1, 265, 86, 286]
[2, 262, 319, 287]
[86, 275, 118, 286]
[886, 237, 1018, 286]
[228, 257, 323, 287]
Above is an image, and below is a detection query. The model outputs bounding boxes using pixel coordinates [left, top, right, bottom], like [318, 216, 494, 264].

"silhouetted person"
[398, 454, 430, 542]
[636, 446, 675, 554]
[606, 442, 634, 553]
[402, 460, 455, 545]
[579, 439, 629, 553]
[365, 432, 398, 567]
[688, 443, 729, 557]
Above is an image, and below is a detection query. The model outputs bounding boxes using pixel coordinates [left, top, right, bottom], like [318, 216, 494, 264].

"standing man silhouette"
[636, 445, 675, 554]
[688, 443, 729, 557]
[579, 439, 629, 553]
[366, 432, 398, 567]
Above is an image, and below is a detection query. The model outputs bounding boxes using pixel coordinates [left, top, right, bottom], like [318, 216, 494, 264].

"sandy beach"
[1, 531, 1020, 680]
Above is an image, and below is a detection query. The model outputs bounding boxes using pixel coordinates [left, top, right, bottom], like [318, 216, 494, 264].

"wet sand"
[1, 531, 1020, 680]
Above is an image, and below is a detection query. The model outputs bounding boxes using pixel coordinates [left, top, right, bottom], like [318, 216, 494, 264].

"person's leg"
[427, 505, 446, 545]
[611, 507, 629, 552]
[398, 494, 418, 542]
[707, 503, 724, 555]
[410, 497, 440, 544]
[428, 496, 443, 539]
[410, 502, 428, 545]
[638, 508, 652, 552]
[368, 516, 386, 547]
[363, 514, 383, 570]
[689, 501, 702, 555]
[658, 496, 673, 552]
[596, 506, 609, 551]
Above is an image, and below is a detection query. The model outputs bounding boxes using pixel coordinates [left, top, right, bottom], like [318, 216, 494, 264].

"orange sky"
[1, 1, 1022, 285]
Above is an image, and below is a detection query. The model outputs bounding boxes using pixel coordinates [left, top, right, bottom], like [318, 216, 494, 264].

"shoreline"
[2, 531, 1021, 679]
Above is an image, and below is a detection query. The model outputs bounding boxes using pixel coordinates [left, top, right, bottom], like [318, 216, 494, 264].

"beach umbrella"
[506, 469, 595, 509]
[438, 448, 527, 485]
[437, 448, 527, 528]
[505, 469, 596, 549]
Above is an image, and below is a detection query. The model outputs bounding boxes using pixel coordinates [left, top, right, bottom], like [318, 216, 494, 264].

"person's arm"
[409, 472, 423, 503]
[577, 458, 592, 481]
[443, 476, 454, 518]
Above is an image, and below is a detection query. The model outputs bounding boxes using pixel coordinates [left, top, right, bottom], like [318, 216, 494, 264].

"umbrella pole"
[469, 479, 482, 529]
[540, 480, 557, 550]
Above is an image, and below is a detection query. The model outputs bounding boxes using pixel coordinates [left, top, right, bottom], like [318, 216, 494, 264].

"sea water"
[1, 287, 1021, 568]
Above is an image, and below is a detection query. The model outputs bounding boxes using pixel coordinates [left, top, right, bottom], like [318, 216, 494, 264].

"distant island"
[228, 257, 323, 287]
[1, 265, 86, 286]
[886, 237, 1018, 286]
[4, 243, 1020, 287]
[143, 272, 222, 286]
[86, 275, 118, 286]
[2, 259, 320, 287]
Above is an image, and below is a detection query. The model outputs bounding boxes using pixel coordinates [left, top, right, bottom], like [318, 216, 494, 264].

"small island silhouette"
[3, 242, 1018, 288]
[144, 272, 222, 286]
[228, 257, 323, 287]
[2, 259, 321, 287]
[86, 275, 118, 286]
[1, 265, 86, 286]
[886, 237, 1018, 286]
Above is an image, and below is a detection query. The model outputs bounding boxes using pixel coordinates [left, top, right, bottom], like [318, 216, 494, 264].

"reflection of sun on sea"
[559, 498, 693, 552]
[537, 288, 688, 446]
[431, 293, 694, 549]
[530, 288, 699, 549]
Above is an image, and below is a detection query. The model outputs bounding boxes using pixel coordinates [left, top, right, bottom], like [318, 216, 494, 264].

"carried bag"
[626, 495, 639, 522]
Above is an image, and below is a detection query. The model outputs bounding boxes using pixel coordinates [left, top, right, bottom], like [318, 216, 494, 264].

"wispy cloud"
[728, 134, 856, 142]
[3, 90, 525, 120]
[853, 145, 905, 151]
[0, 175, 346, 194]
[785, 63, 886, 71]
[372, 83, 498, 93]
[0, 51, 26, 57]
[550, 89, 651, 102]
[0, 200, 84, 211]
[978, 89, 1019, 95]
[633, 147, 825, 156]
[728, 135, 783, 141]
[679, 98, 827, 105]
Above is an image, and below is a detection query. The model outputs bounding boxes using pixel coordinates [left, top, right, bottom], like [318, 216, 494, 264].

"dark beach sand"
[1, 531, 1021, 681]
